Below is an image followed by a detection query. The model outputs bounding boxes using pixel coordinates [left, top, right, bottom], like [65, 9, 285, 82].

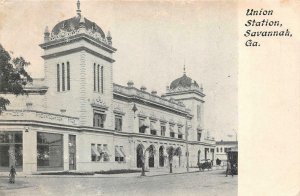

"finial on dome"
[77, 0, 81, 16]
[107, 31, 112, 45]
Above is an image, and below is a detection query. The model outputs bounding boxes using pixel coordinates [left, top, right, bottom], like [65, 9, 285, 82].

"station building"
[0, 1, 216, 173]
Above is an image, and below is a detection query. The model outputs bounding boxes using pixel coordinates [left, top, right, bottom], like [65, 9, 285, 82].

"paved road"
[0, 170, 237, 196]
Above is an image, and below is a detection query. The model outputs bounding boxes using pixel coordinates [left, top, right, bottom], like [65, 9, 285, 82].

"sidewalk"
[0, 166, 225, 179]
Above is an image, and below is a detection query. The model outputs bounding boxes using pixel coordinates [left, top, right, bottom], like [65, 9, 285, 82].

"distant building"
[215, 140, 238, 165]
[0, 1, 215, 174]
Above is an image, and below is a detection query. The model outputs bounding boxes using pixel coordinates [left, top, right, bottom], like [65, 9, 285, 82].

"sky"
[0, 0, 238, 141]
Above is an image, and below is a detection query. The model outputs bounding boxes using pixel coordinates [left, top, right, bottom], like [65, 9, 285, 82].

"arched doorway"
[148, 145, 155, 168]
[136, 144, 144, 168]
[175, 147, 182, 167]
[159, 146, 164, 167]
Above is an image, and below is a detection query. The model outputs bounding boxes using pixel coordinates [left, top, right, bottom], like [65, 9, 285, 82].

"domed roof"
[51, 15, 105, 38]
[170, 73, 199, 90]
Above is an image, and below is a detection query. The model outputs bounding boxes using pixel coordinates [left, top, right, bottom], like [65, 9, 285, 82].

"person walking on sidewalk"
[9, 165, 17, 183]
[225, 160, 233, 177]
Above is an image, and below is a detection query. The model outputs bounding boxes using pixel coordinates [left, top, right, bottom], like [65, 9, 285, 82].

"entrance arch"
[159, 146, 164, 167]
[136, 144, 144, 168]
[175, 147, 182, 167]
[148, 145, 155, 168]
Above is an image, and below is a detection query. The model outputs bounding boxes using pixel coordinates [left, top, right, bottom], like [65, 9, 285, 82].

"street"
[0, 170, 237, 196]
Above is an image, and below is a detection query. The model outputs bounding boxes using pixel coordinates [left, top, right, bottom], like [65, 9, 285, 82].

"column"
[23, 128, 37, 174]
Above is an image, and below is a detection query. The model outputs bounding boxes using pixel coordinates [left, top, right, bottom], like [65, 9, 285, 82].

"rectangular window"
[62, 63, 65, 91]
[139, 118, 146, 133]
[91, 144, 97, 161]
[101, 66, 104, 93]
[103, 144, 109, 162]
[170, 125, 174, 137]
[170, 132, 175, 138]
[97, 144, 102, 161]
[0, 132, 23, 171]
[197, 132, 202, 141]
[93, 113, 106, 128]
[115, 146, 125, 162]
[97, 64, 100, 92]
[178, 134, 183, 139]
[161, 125, 166, 136]
[67, 62, 70, 90]
[93, 63, 96, 91]
[115, 116, 122, 131]
[57, 64, 60, 92]
[37, 132, 63, 170]
[150, 121, 156, 135]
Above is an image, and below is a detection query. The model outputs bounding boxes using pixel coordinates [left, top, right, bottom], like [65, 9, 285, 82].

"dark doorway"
[148, 145, 155, 168]
[69, 135, 76, 170]
[159, 146, 164, 167]
[136, 144, 144, 168]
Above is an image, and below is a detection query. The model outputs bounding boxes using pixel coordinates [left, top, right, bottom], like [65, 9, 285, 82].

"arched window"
[217, 147, 219, 153]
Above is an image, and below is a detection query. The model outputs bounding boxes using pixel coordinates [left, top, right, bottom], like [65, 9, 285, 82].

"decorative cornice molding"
[41, 46, 115, 63]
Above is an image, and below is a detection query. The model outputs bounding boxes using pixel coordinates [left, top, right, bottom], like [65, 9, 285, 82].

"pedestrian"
[9, 165, 16, 183]
[225, 160, 233, 177]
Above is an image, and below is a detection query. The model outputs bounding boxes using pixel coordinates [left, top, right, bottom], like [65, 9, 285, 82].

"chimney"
[44, 26, 50, 42]
[151, 90, 157, 95]
[140, 86, 147, 91]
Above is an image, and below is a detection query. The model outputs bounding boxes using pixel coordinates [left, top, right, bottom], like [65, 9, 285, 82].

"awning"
[91, 145, 100, 156]
[115, 146, 125, 157]
[97, 146, 103, 154]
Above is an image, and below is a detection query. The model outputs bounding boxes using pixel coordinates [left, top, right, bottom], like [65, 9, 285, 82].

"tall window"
[57, 64, 60, 92]
[62, 63, 65, 91]
[91, 144, 97, 161]
[161, 125, 166, 136]
[115, 146, 125, 162]
[97, 64, 100, 92]
[150, 121, 157, 135]
[37, 132, 63, 170]
[197, 132, 202, 141]
[139, 118, 147, 133]
[67, 62, 70, 90]
[93, 63, 96, 91]
[216, 147, 219, 153]
[115, 116, 122, 131]
[178, 126, 183, 139]
[0, 132, 23, 170]
[93, 113, 106, 128]
[101, 66, 104, 93]
[170, 125, 175, 137]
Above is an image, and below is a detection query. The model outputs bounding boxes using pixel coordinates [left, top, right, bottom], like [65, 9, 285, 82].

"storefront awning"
[115, 146, 125, 157]
[91, 145, 100, 156]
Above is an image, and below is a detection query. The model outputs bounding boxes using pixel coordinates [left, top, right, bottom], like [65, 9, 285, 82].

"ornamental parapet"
[113, 84, 188, 113]
[0, 110, 79, 126]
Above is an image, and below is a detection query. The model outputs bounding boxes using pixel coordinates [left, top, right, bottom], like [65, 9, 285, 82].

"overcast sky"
[0, 0, 238, 141]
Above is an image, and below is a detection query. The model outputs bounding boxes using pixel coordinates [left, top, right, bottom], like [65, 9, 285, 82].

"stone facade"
[0, 1, 215, 174]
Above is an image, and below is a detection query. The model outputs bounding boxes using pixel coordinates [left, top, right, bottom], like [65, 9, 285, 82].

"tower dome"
[170, 73, 199, 90]
[51, 16, 106, 38]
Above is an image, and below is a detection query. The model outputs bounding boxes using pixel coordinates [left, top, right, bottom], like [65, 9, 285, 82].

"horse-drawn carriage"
[198, 159, 212, 171]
